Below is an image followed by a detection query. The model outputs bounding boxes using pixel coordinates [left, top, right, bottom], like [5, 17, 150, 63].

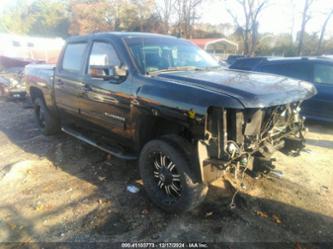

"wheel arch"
[29, 86, 44, 102]
[134, 112, 205, 183]
[134, 113, 203, 151]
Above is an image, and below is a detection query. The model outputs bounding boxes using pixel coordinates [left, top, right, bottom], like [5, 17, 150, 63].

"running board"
[61, 127, 138, 160]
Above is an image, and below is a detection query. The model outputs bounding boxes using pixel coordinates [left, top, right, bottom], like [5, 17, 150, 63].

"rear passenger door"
[54, 42, 88, 120]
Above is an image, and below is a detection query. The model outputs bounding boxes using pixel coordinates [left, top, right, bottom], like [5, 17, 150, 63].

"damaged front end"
[198, 102, 306, 183]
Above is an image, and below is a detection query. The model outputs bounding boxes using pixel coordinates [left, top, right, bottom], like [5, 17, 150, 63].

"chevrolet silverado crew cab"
[25, 32, 316, 213]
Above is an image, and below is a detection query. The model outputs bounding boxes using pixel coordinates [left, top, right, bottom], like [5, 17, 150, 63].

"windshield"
[124, 37, 219, 74]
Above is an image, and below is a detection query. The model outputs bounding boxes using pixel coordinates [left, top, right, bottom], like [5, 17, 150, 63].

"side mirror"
[89, 65, 128, 80]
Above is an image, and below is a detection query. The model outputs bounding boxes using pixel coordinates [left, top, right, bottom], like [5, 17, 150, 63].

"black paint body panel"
[26, 32, 316, 152]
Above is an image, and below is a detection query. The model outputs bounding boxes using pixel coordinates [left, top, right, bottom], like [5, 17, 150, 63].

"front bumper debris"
[199, 102, 306, 183]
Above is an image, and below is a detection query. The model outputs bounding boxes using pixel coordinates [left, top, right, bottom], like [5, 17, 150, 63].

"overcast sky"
[1, 0, 333, 39]
[201, 0, 333, 39]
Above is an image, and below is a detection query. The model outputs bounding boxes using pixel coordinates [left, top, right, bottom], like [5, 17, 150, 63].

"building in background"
[0, 33, 64, 64]
[190, 38, 238, 60]
[0, 34, 64, 99]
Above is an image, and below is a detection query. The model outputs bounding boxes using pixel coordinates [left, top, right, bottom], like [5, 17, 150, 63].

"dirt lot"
[0, 99, 332, 247]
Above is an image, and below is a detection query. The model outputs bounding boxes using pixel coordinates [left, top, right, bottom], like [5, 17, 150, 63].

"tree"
[0, 0, 32, 34]
[174, 0, 203, 38]
[297, 0, 314, 56]
[155, 0, 175, 34]
[0, 0, 69, 37]
[130, 0, 156, 32]
[192, 23, 231, 38]
[69, 1, 113, 35]
[316, 9, 333, 55]
[256, 33, 296, 56]
[68, 0, 159, 34]
[324, 37, 333, 54]
[225, 0, 269, 56]
[28, 0, 70, 37]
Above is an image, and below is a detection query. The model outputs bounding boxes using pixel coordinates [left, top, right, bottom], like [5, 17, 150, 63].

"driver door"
[79, 40, 133, 141]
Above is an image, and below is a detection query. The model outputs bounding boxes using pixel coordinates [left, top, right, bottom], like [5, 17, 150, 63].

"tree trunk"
[297, 20, 306, 56]
[316, 10, 333, 55]
[297, 0, 312, 56]
[250, 21, 258, 56]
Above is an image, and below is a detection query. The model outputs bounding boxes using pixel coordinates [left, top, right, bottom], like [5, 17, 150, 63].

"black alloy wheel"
[139, 138, 208, 213]
[151, 151, 182, 199]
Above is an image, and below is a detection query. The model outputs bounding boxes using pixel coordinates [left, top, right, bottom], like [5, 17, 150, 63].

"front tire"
[34, 97, 60, 135]
[139, 139, 208, 213]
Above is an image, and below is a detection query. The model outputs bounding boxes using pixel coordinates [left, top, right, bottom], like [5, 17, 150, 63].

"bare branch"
[226, 7, 241, 28]
[225, 0, 269, 56]
[174, 0, 203, 38]
[297, 0, 316, 55]
[317, 8, 333, 54]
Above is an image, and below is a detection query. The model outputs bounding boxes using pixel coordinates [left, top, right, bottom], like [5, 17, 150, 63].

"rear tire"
[139, 139, 208, 213]
[34, 97, 60, 135]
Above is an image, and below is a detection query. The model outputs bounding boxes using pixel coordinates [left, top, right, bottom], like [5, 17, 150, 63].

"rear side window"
[313, 63, 333, 84]
[88, 42, 120, 67]
[62, 43, 87, 72]
[260, 62, 312, 81]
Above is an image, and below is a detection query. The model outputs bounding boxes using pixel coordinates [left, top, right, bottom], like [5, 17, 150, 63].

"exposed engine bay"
[200, 102, 306, 183]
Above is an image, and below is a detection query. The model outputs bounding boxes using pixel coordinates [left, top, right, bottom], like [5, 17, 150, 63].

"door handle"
[78, 84, 92, 96]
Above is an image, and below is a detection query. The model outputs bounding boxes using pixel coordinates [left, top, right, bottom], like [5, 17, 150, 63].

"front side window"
[313, 63, 333, 84]
[124, 37, 219, 74]
[62, 43, 87, 72]
[88, 42, 120, 67]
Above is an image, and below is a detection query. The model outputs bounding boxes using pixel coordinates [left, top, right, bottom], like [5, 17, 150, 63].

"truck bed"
[25, 64, 56, 109]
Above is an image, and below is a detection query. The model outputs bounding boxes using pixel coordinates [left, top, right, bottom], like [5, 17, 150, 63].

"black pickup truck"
[25, 32, 316, 212]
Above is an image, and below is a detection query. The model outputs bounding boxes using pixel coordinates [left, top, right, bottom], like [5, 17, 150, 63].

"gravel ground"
[0, 99, 332, 248]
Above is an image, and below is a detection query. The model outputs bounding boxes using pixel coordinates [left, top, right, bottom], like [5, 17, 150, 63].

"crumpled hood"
[155, 69, 317, 108]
